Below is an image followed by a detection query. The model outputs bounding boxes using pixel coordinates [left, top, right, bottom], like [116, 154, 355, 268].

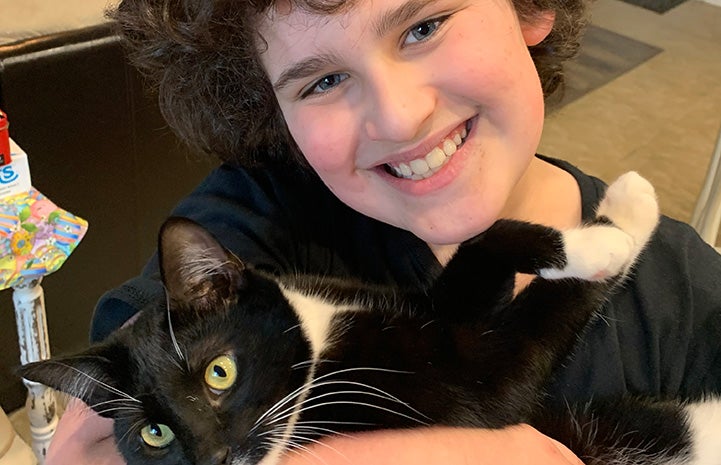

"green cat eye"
[140, 423, 175, 448]
[205, 354, 237, 392]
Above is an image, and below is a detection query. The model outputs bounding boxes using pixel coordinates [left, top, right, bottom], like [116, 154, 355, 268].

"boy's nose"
[363, 63, 435, 142]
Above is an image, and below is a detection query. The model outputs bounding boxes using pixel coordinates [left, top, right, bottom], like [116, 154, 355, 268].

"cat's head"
[19, 218, 312, 465]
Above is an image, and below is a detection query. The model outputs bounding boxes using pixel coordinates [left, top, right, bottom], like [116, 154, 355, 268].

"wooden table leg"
[13, 278, 58, 465]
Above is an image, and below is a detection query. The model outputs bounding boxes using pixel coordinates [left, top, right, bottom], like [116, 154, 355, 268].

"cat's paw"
[539, 226, 635, 281]
[596, 171, 659, 254]
[539, 172, 659, 282]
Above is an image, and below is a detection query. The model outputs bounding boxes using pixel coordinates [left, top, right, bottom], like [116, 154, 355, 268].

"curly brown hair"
[110, 0, 589, 166]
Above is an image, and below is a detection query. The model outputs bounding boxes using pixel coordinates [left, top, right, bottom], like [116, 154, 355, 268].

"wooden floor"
[540, 0, 721, 238]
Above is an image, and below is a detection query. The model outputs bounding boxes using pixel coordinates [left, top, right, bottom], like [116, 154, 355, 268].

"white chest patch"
[279, 286, 357, 359]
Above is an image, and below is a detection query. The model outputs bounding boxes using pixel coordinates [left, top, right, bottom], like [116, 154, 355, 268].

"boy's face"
[259, 0, 554, 245]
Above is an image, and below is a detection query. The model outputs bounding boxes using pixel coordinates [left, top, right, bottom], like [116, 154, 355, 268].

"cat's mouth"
[383, 119, 472, 180]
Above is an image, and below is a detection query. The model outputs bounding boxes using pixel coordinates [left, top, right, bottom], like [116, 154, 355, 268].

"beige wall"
[0, 0, 118, 45]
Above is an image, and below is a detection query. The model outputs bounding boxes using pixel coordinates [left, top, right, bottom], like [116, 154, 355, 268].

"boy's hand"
[46, 398, 122, 465]
[279, 424, 584, 465]
[47, 400, 582, 465]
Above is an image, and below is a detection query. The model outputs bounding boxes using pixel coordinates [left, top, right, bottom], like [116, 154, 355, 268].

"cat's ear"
[17, 345, 132, 419]
[159, 217, 246, 311]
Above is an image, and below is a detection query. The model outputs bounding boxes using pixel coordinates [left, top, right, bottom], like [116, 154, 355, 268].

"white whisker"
[88, 398, 142, 410]
[291, 360, 315, 370]
[44, 361, 140, 403]
[251, 381, 317, 433]
[253, 366, 421, 436]
[118, 418, 146, 447]
[292, 420, 376, 427]
[274, 399, 429, 427]
[270, 424, 354, 439]
[265, 380, 431, 427]
[265, 436, 328, 465]
[268, 437, 319, 459]
[94, 406, 144, 416]
[165, 288, 188, 370]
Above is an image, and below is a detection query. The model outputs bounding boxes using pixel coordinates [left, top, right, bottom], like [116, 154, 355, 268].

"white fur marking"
[684, 397, 721, 465]
[253, 289, 369, 465]
[279, 286, 358, 359]
[540, 226, 635, 281]
[540, 171, 660, 281]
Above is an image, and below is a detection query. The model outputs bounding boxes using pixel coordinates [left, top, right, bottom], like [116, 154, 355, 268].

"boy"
[47, 0, 721, 463]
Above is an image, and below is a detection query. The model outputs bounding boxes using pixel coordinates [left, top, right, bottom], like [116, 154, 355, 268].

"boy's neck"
[428, 156, 582, 266]
[501, 156, 582, 231]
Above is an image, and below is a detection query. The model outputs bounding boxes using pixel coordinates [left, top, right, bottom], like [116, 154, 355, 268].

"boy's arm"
[48, 402, 583, 465]
[279, 426, 584, 465]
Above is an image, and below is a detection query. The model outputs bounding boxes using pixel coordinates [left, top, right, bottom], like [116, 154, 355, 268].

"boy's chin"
[411, 219, 496, 248]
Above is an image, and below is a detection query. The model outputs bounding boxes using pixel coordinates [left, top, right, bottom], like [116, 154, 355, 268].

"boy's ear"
[521, 11, 556, 46]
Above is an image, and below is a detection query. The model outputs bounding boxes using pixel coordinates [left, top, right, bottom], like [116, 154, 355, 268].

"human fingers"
[46, 398, 124, 465]
[504, 424, 585, 465]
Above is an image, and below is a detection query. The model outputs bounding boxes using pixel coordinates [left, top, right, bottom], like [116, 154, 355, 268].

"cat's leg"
[438, 173, 660, 419]
[533, 396, 721, 465]
[491, 172, 659, 373]
[539, 171, 659, 281]
[441, 172, 658, 295]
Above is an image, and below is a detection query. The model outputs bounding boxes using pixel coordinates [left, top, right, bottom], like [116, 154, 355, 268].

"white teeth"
[426, 147, 446, 170]
[442, 139, 456, 157]
[386, 125, 469, 180]
[409, 158, 430, 175]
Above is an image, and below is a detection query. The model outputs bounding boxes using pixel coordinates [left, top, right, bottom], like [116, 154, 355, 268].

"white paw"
[596, 171, 659, 252]
[540, 172, 659, 282]
[539, 226, 635, 281]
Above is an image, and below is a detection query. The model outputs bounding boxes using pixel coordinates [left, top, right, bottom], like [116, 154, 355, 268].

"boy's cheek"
[290, 110, 359, 172]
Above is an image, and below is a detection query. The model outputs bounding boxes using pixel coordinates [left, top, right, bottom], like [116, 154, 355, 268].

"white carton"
[0, 138, 32, 199]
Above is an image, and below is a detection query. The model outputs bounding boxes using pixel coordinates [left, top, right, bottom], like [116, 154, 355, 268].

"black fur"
[19, 216, 698, 465]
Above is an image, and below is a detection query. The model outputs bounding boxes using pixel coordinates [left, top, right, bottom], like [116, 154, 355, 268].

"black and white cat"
[20, 172, 721, 465]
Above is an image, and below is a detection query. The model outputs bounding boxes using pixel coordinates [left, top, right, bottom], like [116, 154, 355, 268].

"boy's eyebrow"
[272, 0, 435, 92]
[372, 0, 437, 38]
[273, 54, 340, 91]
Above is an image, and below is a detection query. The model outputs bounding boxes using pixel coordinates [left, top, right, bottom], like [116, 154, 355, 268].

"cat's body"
[20, 173, 721, 465]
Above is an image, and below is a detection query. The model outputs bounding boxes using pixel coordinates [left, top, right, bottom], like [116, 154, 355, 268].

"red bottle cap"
[0, 110, 11, 166]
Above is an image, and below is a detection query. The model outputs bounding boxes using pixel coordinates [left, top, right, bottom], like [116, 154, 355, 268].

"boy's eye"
[302, 73, 350, 98]
[403, 16, 448, 45]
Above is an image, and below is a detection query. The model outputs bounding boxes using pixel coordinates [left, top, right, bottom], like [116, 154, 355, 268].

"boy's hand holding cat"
[46, 398, 120, 465]
[278, 426, 584, 465]
[47, 402, 583, 465]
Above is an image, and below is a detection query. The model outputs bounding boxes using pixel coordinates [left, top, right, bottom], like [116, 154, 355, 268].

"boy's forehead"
[268, 0, 359, 16]
[257, 0, 478, 79]
[261, 0, 355, 30]
[259, 0, 425, 45]
[257, 0, 358, 60]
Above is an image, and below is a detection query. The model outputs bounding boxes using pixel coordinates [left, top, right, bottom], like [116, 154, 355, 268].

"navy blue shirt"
[91, 156, 721, 402]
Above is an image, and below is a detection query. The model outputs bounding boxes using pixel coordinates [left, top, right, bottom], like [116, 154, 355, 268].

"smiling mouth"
[383, 120, 473, 180]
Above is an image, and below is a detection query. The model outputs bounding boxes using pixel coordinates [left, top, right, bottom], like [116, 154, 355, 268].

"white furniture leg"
[13, 278, 58, 465]
[691, 124, 721, 249]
